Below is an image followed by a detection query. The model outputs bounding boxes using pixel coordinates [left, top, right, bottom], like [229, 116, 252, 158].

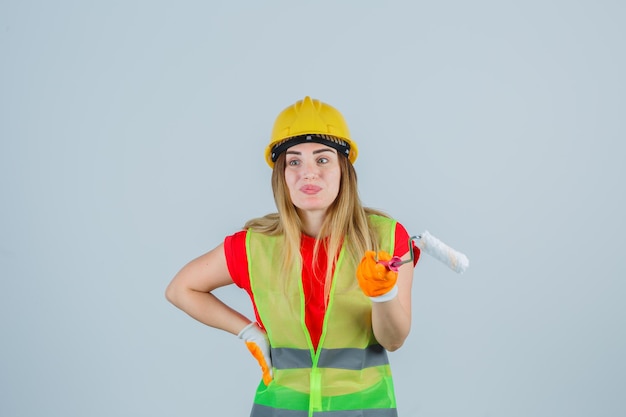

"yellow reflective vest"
[246, 215, 399, 417]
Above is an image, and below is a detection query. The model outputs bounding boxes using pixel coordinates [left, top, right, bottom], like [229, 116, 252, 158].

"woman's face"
[284, 142, 341, 215]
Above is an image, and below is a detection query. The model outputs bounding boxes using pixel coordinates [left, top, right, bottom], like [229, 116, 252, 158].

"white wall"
[1, 1, 624, 416]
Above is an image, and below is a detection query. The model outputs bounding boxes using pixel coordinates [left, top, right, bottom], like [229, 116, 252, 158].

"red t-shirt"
[224, 222, 419, 350]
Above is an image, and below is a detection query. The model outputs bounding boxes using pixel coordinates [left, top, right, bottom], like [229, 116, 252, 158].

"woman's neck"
[298, 209, 327, 238]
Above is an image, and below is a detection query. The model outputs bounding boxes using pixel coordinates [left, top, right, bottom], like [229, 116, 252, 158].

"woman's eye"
[288, 159, 300, 166]
[317, 157, 329, 164]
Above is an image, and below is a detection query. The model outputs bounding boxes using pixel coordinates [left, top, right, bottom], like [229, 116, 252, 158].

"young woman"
[166, 96, 419, 417]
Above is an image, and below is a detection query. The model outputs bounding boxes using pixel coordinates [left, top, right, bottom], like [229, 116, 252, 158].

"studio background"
[1, 1, 624, 416]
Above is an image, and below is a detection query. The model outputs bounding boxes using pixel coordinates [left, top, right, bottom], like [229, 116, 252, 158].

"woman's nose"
[302, 160, 319, 179]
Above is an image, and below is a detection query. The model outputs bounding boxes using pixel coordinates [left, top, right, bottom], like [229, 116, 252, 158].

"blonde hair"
[244, 153, 388, 302]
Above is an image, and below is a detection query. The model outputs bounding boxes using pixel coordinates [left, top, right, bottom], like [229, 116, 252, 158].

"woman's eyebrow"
[285, 148, 336, 156]
[313, 148, 336, 155]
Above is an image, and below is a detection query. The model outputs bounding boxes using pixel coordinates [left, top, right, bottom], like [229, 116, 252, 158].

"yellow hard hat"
[265, 96, 358, 168]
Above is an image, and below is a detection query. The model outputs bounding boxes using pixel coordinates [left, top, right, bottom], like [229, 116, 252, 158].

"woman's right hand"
[238, 322, 273, 385]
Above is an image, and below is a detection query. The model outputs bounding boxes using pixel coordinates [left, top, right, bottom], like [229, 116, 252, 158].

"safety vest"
[246, 215, 399, 417]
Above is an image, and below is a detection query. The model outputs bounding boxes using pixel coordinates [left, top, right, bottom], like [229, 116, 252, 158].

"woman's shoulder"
[365, 209, 397, 227]
[365, 209, 413, 242]
[243, 212, 282, 235]
[224, 230, 248, 256]
[226, 229, 247, 240]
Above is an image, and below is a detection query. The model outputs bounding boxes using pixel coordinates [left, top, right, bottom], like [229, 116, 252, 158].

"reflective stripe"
[272, 344, 389, 370]
[251, 404, 398, 417]
[318, 344, 388, 370]
[251, 404, 308, 417]
[315, 409, 398, 417]
[271, 347, 311, 369]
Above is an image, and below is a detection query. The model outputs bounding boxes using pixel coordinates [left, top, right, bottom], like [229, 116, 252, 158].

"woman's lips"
[300, 185, 322, 195]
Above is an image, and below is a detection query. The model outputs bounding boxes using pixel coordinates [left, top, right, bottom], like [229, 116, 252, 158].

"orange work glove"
[237, 322, 273, 385]
[356, 250, 400, 302]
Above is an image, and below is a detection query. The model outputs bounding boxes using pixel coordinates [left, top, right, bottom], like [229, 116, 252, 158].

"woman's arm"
[371, 251, 414, 351]
[165, 243, 251, 335]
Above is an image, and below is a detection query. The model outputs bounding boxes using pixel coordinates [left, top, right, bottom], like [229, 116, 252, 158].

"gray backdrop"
[2, 1, 624, 416]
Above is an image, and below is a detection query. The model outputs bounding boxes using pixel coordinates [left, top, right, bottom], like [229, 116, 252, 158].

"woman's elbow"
[379, 327, 410, 351]
[383, 339, 405, 352]
[165, 281, 180, 305]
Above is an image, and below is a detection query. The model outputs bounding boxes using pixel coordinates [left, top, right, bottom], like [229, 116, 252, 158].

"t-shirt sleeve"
[223, 230, 250, 290]
[223, 230, 265, 329]
[394, 221, 421, 266]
